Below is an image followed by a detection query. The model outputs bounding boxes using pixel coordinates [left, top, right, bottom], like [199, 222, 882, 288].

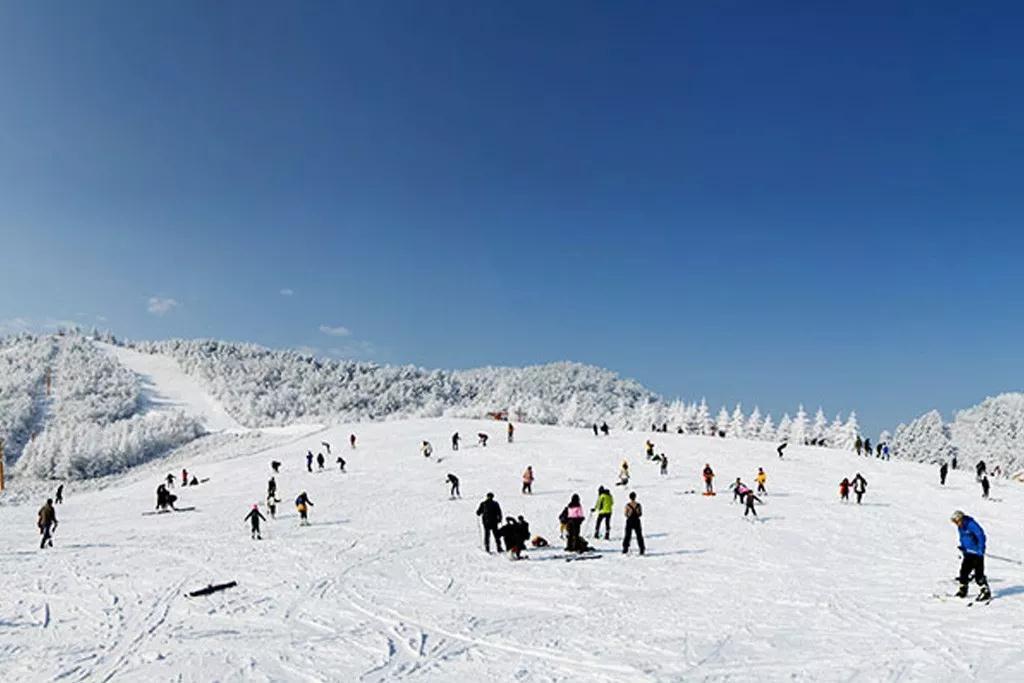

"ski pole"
[988, 553, 1024, 566]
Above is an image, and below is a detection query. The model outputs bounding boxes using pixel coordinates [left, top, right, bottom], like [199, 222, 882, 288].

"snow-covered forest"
[893, 393, 1024, 474]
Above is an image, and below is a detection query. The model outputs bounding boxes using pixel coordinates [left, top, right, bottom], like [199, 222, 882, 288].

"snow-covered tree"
[790, 405, 808, 445]
[715, 406, 731, 437]
[760, 413, 776, 442]
[728, 404, 746, 438]
[891, 410, 952, 463]
[776, 413, 792, 442]
[692, 399, 714, 435]
[827, 414, 844, 447]
[836, 412, 860, 451]
[811, 408, 827, 444]
[745, 407, 763, 441]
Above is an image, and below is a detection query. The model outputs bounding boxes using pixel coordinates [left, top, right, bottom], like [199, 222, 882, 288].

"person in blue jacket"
[951, 510, 991, 601]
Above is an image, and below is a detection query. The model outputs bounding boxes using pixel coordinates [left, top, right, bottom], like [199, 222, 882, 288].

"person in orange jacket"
[522, 466, 534, 494]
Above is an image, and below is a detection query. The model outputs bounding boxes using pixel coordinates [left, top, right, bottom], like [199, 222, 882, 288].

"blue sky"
[2, 1, 1023, 437]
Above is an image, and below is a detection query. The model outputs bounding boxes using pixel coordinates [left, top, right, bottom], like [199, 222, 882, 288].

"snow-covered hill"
[1, 418, 1022, 681]
[0, 333, 861, 481]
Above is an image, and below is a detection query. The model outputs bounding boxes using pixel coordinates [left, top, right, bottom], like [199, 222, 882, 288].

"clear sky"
[2, 1, 1023, 437]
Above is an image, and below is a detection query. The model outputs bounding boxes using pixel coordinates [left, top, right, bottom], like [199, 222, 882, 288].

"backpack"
[558, 507, 569, 524]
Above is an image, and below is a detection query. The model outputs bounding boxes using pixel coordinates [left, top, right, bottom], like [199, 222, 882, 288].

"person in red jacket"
[839, 478, 851, 502]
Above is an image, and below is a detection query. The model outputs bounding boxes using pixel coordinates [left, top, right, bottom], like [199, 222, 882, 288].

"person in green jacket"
[592, 486, 614, 540]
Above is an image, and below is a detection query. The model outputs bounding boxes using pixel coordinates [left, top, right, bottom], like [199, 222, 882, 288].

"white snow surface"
[2, 420, 1024, 681]
[98, 342, 242, 433]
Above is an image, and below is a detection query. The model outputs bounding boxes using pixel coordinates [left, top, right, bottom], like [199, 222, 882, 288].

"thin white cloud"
[147, 297, 180, 316]
[280, 288, 294, 296]
[319, 324, 352, 337]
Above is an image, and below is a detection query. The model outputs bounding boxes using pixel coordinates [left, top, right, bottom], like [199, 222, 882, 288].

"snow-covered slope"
[2, 420, 1022, 681]
[98, 342, 242, 432]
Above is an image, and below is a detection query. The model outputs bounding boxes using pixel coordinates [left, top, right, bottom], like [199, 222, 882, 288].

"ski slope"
[2, 419, 1023, 681]
[98, 342, 242, 432]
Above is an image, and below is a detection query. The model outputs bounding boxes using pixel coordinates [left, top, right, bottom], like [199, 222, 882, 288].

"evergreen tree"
[729, 404, 746, 438]
[892, 410, 952, 462]
[715, 406, 731, 437]
[811, 408, 827, 443]
[776, 413, 792, 442]
[760, 413, 776, 442]
[837, 412, 860, 450]
[745, 406, 763, 440]
[790, 405, 809, 445]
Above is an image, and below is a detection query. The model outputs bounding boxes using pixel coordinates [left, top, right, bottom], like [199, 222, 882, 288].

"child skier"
[703, 464, 715, 495]
[295, 492, 314, 526]
[755, 468, 767, 494]
[522, 466, 534, 494]
[616, 460, 630, 486]
[839, 478, 851, 502]
[245, 504, 266, 540]
[421, 441, 433, 458]
[950, 510, 991, 601]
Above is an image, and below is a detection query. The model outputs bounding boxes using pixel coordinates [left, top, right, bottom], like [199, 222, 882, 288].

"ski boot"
[956, 583, 969, 598]
[978, 584, 992, 602]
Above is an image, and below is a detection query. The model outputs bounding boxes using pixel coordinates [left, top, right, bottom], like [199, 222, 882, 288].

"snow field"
[2, 419, 1023, 681]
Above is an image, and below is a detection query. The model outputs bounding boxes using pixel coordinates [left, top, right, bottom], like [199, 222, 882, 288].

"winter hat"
[950, 510, 965, 523]
[253, 504, 259, 510]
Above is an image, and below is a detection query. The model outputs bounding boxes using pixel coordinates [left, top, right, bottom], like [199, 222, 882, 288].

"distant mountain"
[0, 332, 856, 479]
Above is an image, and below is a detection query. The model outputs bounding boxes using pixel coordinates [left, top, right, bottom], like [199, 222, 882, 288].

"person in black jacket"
[939, 461, 949, 486]
[446, 473, 461, 499]
[476, 492, 503, 552]
[244, 504, 267, 539]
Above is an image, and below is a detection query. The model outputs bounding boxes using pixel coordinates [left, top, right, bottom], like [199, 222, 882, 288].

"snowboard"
[702, 492, 717, 497]
[186, 581, 237, 598]
[142, 506, 197, 516]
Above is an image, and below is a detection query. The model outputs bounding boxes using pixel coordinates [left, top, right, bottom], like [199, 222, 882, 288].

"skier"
[336, 456, 346, 472]
[731, 478, 748, 503]
[950, 510, 991, 601]
[476, 492, 503, 553]
[166, 473, 175, 488]
[306, 451, 314, 473]
[980, 475, 990, 499]
[182, 468, 188, 487]
[660, 454, 668, 476]
[266, 492, 279, 519]
[316, 452, 325, 470]
[54, 484, 64, 504]
[295, 492, 314, 526]
[975, 460, 987, 479]
[645, 440, 655, 459]
[349, 434, 357, 449]
[939, 462, 949, 486]
[851, 473, 868, 504]
[855, 436, 863, 456]
[592, 423, 599, 437]
[446, 473, 461, 499]
[777, 441, 787, 459]
[592, 486, 614, 540]
[189, 475, 199, 486]
[882, 444, 890, 460]
[864, 438, 873, 457]
[702, 464, 715, 495]
[507, 423, 514, 444]
[755, 467, 767, 494]
[321, 441, 332, 454]
[622, 492, 645, 555]
[268, 476, 277, 498]
[421, 441, 433, 458]
[560, 493, 587, 552]
[522, 466, 534, 494]
[477, 433, 489, 447]
[616, 460, 630, 486]
[839, 477, 851, 502]
[500, 516, 529, 559]
[600, 422, 610, 436]
[951, 455, 958, 470]
[271, 460, 281, 473]
[452, 432, 460, 450]
[744, 491, 763, 517]
[244, 504, 266, 540]
[37, 498, 57, 549]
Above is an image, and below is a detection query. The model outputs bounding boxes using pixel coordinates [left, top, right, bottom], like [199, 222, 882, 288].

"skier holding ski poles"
[950, 510, 991, 602]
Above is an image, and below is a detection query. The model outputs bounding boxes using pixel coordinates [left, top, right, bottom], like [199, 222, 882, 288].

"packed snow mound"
[1, 419, 1022, 681]
[894, 393, 1024, 475]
